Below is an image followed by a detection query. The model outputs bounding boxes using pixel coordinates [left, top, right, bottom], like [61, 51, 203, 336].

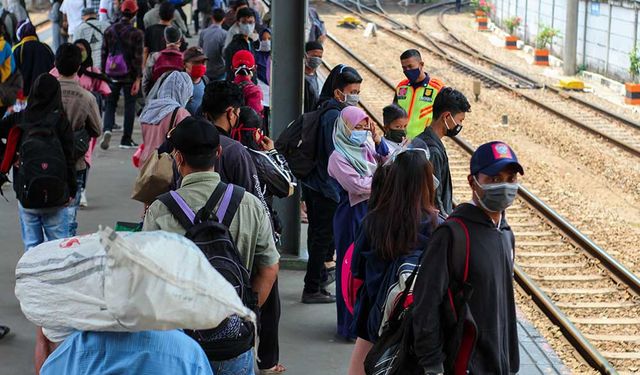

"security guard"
[393, 49, 445, 139]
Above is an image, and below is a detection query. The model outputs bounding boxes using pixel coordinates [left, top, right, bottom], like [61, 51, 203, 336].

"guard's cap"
[169, 117, 220, 155]
[470, 141, 524, 176]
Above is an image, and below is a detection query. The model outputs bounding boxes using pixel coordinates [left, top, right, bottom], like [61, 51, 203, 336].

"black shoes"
[301, 289, 336, 304]
[119, 139, 139, 149]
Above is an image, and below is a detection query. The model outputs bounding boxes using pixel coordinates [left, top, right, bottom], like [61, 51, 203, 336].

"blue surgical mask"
[349, 130, 368, 145]
[403, 68, 422, 83]
[238, 22, 255, 36]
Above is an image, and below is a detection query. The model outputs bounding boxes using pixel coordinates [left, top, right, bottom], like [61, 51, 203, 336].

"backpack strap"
[194, 182, 228, 223]
[446, 217, 471, 289]
[85, 20, 104, 36]
[168, 107, 180, 131]
[388, 263, 420, 322]
[157, 190, 195, 230]
[217, 184, 245, 227]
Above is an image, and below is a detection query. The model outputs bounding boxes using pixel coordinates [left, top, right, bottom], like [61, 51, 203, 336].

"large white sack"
[15, 227, 254, 342]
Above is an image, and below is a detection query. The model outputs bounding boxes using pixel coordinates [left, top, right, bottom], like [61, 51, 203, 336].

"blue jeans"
[210, 349, 254, 375]
[67, 169, 87, 236]
[18, 204, 69, 251]
[103, 81, 136, 142]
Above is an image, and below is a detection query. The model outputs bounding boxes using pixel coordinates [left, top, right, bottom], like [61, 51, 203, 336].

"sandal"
[260, 363, 286, 374]
[0, 326, 10, 340]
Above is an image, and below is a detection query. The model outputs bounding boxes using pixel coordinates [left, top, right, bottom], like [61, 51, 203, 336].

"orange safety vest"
[395, 77, 444, 139]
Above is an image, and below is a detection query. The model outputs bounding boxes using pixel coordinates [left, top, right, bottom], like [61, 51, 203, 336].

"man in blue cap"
[412, 141, 523, 375]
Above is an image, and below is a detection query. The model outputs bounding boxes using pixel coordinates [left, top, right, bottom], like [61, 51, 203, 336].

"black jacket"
[412, 203, 519, 374]
[13, 39, 55, 97]
[411, 127, 453, 216]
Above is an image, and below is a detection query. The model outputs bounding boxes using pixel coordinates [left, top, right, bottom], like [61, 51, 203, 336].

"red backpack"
[151, 49, 184, 83]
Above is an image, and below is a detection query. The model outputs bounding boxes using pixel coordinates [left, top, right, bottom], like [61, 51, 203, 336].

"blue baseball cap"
[470, 141, 524, 176]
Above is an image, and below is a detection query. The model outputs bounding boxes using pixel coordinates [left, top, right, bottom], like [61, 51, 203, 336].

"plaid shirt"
[101, 18, 144, 81]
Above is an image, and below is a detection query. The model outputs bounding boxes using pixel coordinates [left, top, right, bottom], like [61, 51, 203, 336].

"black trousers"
[302, 185, 338, 293]
[258, 278, 281, 369]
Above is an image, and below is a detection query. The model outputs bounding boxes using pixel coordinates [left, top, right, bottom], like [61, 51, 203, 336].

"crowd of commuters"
[0, 0, 525, 373]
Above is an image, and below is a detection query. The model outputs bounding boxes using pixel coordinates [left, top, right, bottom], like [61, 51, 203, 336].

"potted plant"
[626, 46, 640, 105]
[475, 0, 493, 31]
[504, 16, 521, 49]
[534, 25, 559, 66]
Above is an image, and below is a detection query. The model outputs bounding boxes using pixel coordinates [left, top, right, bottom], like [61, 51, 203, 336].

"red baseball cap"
[231, 50, 255, 69]
[120, 0, 138, 14]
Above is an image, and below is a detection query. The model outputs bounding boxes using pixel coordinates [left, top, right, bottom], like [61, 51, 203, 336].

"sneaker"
[80, 191, 88, 208]
[119, 139, 139, 149]
[301, 290, 336, 304]
[100, 131, 112, 150]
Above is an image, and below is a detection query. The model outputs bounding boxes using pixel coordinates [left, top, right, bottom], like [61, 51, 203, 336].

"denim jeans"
[18, 204, 69, 251]
[67, 169, 87, 237]
[103, 81, 136, 142]
[210, 349, 254, 375]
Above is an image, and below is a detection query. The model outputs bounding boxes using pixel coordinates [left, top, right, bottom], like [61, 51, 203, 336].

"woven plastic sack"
[15, 227, 254, 342]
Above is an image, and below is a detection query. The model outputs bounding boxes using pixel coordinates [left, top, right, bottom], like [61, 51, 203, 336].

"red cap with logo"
[120, 0, 138, 14]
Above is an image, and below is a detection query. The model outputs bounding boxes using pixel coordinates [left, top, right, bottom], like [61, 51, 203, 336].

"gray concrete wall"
[493, 0, 639, 82]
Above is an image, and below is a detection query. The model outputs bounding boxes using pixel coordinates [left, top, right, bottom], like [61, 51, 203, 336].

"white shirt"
[60, 0, 85, 37]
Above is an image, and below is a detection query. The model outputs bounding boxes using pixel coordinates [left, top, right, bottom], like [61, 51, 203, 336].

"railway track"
[327, 0, 640, 159]
[320, 12, 640, 372]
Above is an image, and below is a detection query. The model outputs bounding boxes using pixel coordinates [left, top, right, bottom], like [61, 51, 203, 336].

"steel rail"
[323, 28, 628, 375]
[329, 0, 640, 157]
[431, 4, 640, 132]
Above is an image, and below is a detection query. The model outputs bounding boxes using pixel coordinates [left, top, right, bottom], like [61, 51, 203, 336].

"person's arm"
[142, 201, 162, 231]
[429, 148, 446, 214]
[85, 96, 102, 138]
[58, 116, 77, 198]
[412, 226, 452, 373]
[101, 30, 108, 72]
[141, 51, 156, 92]
[130, 30, 144, 95]
[249, 196, 280, 306]
[327, 153, 372, 197]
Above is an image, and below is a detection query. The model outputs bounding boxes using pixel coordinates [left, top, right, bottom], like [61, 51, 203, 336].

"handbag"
[131, 152, 174, 205]
[364, 267, 422, 375]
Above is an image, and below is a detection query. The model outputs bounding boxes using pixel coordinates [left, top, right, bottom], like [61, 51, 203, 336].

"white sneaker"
[100, 131, 112, 150]
[80, 191, 88, 208]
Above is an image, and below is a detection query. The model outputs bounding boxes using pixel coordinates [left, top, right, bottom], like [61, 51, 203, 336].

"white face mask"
[259, 40, 271, 52]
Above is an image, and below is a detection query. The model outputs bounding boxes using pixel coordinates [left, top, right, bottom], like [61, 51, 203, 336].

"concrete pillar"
[564, 0, 579, 75]
[270, 0, 306, 256]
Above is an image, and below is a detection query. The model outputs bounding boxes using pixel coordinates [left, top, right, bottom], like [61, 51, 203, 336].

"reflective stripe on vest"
[395, 78, 443, 139]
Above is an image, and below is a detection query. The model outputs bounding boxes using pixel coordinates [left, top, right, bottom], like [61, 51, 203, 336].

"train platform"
[0, 8, 570, 375]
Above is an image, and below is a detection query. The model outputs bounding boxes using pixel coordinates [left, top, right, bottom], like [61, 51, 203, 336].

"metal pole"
[551, 0, 556, 51]
[605, 3, 612, 75]
[564, 0, 579, 75]
[537, 0, 542, 42]
[524, 0, 528, 44]
[583, 0, 589, 66]
[634, 3, 638, 49]
[271, 0, 306, 256]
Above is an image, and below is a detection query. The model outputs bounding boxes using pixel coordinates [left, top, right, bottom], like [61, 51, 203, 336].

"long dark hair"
[364, 150, 438, 261]
[73, 39, 111, 83]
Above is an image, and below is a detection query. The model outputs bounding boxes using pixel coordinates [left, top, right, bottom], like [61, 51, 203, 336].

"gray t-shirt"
[199, 24, 227, 78]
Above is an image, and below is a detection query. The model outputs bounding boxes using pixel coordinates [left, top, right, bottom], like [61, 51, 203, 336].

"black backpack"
[274, 105, 336, 179]
[16, 112, 70, 209]
[364, 217, 477, 375]
[158, 182, 258, 361]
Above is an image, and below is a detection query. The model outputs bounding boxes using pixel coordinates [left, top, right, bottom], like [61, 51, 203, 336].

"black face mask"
[445, 115, 463, 137]
[386, 129, 406, 143]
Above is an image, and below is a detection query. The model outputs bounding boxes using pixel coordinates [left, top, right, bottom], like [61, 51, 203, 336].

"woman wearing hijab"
[12, 21, 55, 97]
[327, 106, 389, 341]
[139, 71, 193, 165]
[300, 64, 363, 307]
[0, 73, 76, 250]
